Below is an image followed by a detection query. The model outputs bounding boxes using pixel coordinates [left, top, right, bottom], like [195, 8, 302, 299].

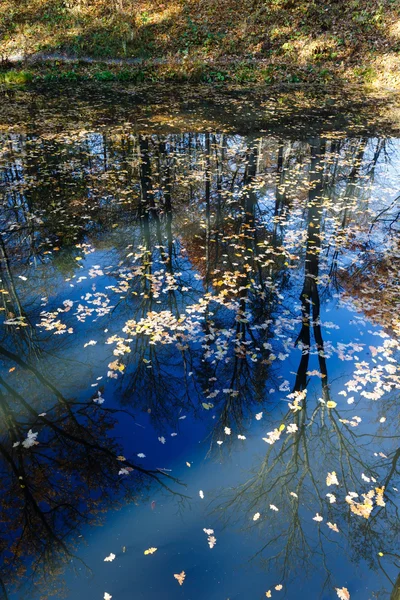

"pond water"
[0, 86, 399, 600]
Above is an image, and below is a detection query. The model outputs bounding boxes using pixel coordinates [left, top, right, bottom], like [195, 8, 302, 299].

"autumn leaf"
[203, 528, 216, 548]
[104, 553, 116, 562]
[336, 587, 350, 600]
[326, 471, 339, 486]
[144, 547, 157, 555]
[313, 513, 323, 522]
[174, 571, 186, 586]
[202, 402, 214, 410]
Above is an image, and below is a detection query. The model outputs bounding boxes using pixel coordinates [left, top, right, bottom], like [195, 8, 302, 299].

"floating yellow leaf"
[326, 471, 339, 486]
[144, 547, 157, 555]
[336, 588, 350, 600]
[327, 401, 337, 409]
[202, 402, 214, 410]
[174, 571, 186, 586]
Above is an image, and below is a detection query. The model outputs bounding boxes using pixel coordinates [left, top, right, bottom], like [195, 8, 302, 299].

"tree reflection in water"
[0, 101, 399, 599]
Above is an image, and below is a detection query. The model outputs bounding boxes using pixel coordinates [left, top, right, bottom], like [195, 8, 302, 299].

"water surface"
[0, 87, 399, 600]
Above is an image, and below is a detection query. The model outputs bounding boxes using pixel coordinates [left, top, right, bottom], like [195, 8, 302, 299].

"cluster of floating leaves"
[0, 120, 399, 600]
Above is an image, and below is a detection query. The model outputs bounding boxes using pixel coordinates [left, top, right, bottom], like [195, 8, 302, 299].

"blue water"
[0, 104, 399, 600]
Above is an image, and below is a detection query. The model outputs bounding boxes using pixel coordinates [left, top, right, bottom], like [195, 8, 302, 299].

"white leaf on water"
[104, 553, 116, 562]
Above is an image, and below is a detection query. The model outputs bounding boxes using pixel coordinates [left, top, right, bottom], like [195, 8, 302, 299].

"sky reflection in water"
[0, 96, 399, 600]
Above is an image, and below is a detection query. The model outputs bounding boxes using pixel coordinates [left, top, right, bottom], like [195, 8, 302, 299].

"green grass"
[0, 70, 33, 84]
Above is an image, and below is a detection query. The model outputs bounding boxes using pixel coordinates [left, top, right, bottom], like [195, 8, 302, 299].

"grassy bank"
[1, 0, 400, 90]
[0, 55, 399, 92]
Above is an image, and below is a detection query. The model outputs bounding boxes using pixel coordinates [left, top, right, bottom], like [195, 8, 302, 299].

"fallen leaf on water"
[270, 504, 279, 511]
[326, 471, 339, 486]
[104, 594, 112, 600]
[336, 588, 350, 600]
[253, 512, 261, 521]
[327, 401, 337, 409]
[313, 513, 323, 522]
[144, 547, 157, 555]
[22, 430, 39, 449]
[174, 571, 186, 586]
[266, 591, 272, 598]
[199, 490, 204, 499]
[327, 522, 339, 532]
[202, 402, 214, 410]
[287, 423, 298, 433]
[203, 528, 216, 548]
[207, 535, 217, 549]
[104, 553, 116, 562]
[118, 467, 133, 476]
[275, 584, 283, 590]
